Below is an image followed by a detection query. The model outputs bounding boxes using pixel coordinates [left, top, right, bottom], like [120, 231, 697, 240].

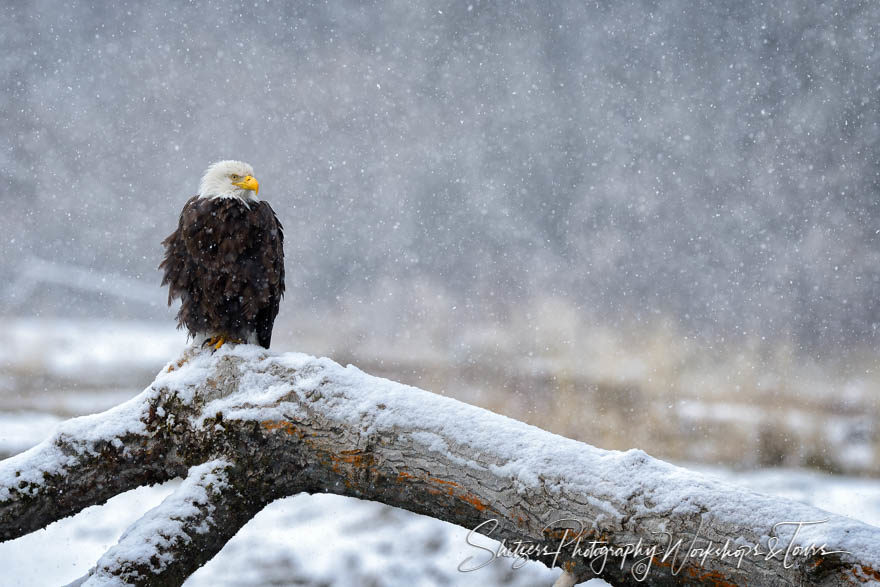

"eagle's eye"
[230, 174, 241, 181]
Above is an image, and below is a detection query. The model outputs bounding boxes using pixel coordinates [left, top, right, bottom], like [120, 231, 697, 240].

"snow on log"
[1, 345, 879, 586]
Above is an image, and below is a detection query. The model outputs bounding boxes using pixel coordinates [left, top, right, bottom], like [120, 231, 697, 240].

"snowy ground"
[0, 318, 185, 386]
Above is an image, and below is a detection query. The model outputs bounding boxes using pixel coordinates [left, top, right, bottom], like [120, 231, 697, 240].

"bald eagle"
[160, 160, 285, 349]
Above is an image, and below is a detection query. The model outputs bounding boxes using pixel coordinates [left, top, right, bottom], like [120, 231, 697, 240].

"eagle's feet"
[202, 335, 244, 352]
[203, 335, 227, 352]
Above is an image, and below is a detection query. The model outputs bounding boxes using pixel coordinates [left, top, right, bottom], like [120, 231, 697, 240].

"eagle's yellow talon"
[202, 335, 221, 350]
[202, 335, 243, 352]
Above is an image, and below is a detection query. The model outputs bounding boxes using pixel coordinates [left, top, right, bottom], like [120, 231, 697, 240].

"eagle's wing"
[161, 196, 224, 336]
[254, 200, 285, 348]
[159, 196, 200, 307]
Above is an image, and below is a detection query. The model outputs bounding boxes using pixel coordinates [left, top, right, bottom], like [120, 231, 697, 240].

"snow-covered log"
[1, 346, 879, 586]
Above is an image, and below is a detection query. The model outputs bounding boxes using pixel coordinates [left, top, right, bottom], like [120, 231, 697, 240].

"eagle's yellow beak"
[233, 175, 259, 195]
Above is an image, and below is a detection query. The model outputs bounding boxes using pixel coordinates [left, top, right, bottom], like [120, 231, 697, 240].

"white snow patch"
[87, 460, 231, 585]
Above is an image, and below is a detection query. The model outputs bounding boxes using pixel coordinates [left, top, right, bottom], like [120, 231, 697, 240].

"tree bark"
[2, 345, 879, 586]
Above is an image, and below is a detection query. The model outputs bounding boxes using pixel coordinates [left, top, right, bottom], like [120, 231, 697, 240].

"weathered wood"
[87, 459, 270, 586]
[0, 395, 184, 541]
[2, 345, 879, 586]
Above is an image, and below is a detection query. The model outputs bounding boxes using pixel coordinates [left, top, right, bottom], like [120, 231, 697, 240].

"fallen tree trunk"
[1, 345, 879, 586]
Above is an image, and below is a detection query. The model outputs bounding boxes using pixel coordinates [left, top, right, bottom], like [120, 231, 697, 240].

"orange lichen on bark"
[331, 450, 375, 469]
[261, 420, 300, 437]
[165, 356, 189, 372]
[850, 565, 880, 582]
[458, 491, 490, 512]
[427, 477, 459, 495]
[394, 470, 490, 511]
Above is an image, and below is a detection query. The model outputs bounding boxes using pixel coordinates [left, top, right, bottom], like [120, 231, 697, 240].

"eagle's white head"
[198, 160, 260, 203]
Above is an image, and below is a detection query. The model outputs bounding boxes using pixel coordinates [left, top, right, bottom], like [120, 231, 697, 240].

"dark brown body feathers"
[160, 196, 285, 348]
